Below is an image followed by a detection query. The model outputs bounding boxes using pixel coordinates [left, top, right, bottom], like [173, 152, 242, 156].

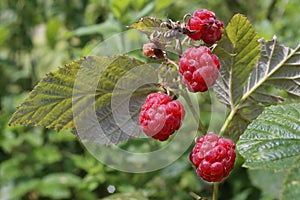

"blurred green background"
[0, 0, 299, 199]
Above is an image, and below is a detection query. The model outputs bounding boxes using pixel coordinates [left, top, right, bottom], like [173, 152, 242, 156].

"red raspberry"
[190, 133, 236, 182]
[139, 93, 185, 141]
[179, 46, 220, 92]
[187, 9, 224, 44]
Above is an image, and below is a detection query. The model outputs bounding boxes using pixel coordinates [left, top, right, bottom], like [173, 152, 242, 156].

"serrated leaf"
[214, 15, 299, 140]
[226, 38, 300, 139]
[9, 56, 160, 144]
[214, 14, 260, 106]
[9, 57, 84, 130]
[223, 103, 265, 141]
[237, 103, 300, 170]
[128, 16, 162, 36]
[243, 37, 300, 101]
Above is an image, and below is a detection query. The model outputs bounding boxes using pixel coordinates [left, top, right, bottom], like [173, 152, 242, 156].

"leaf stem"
[213, 182, 219, 200]
[219, 107, 237, 137]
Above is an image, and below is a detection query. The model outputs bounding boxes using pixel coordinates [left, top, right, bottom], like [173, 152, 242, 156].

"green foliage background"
[1, 0, 299, 199]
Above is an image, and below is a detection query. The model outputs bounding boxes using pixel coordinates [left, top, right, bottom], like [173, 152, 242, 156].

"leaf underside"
[9, 55, 159, 144]
[214, 14, 300, 140]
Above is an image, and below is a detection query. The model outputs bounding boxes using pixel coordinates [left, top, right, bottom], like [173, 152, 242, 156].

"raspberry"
[179, 46, 220, 92]
[143, 42, 165, 59]
[187, 9, 224, 44]
[139, 93, 185, 141]
[190, 133, 236, 182]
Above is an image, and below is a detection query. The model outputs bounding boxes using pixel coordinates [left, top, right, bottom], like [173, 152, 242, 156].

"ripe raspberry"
[190, 133, 236, 182]
[179, 46, 220, 92]
[187, 9, 224, 44]
[139, 93, 185, 141]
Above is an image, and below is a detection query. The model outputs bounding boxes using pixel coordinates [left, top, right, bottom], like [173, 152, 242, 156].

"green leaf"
[214, 14, 260, 106]
[32, 145, 62, 164]
[237, 103, 300, 199]
[46, 18, 62, 47]
[128, 16, 162, 36]
[154, 0, 173, 11]
[101, 192, 148, 200]
[38, 173, 81, 199]
[248, 170, 286, 199]
[282, 156, 300, 200]
[237, 103, 300, 170]
[243, 37, 300, 100]
[9, 57, 84, 130]
[215, 15, 300, 140]
[9, 55, 159, 144]
[110, 0, 131, 19]
[228, 38, 300, 139]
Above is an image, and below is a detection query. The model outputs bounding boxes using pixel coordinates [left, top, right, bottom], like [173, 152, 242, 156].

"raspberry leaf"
[237, 103, 300, 169]
[237, 103, 300, 200]
[242, 37, 300, 100]
[216, 15, 300, 140]
[128, 16, 162, 36]
[9, 55, 159, 144]
[282, 156, 300, 200]
[214, 14, 260, 106]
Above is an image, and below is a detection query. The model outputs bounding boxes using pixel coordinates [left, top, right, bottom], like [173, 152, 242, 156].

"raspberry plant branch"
[8, 6, 300, 199]
[179, 89, 207, 134]
[213, 182, 219, 200]
[218, 106, 238, 137]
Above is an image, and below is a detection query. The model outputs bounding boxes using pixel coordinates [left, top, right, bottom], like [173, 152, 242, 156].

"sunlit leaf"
[9, 56, 160, 144]
[214, 15, 300, 140]
[214, 14, 260, 106]
[128, 16, 162, 36]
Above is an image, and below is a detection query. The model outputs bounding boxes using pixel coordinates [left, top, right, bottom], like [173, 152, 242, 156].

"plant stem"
[180, 90, 207, 134]
[213, 182, 219, 200]
[219, 107, 237, 137]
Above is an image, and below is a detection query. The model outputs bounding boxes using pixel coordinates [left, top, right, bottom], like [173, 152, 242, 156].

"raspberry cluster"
[190, 133, 236, 182]
[139, 93, 185, 141]
[179, 46, 220, 92]
[188, 9, 224, 44]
